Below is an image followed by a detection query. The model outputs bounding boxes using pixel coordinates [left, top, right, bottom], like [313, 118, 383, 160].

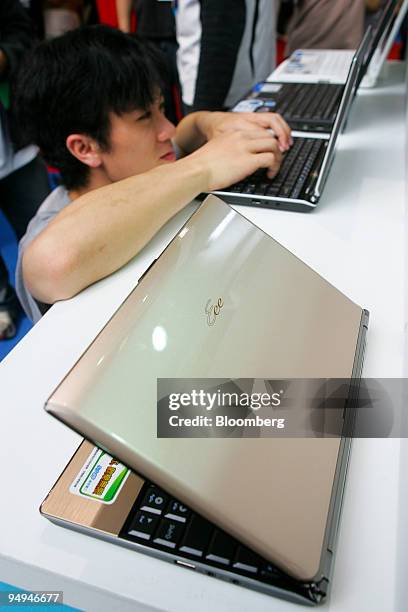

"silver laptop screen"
[314, 27, 373, 198]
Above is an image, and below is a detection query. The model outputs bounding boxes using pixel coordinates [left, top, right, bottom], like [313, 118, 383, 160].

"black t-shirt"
[133, 0, 175, 40]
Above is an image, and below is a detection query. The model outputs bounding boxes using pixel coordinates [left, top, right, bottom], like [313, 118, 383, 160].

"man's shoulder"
[36, 185, 71, 216]
[15, 186, 71, 323]
[20, 185, 71, 248]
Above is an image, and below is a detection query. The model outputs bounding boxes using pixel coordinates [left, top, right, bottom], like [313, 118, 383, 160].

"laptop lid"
[356, 0, 400, 88]
[362, 0, 408, 86]
[45, 195, 366, 581]
[312, 27, 372, 201]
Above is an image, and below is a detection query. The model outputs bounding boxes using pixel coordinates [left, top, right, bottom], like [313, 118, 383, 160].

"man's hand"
[174, 110, 293, 156]
[186, 128, 283, 192]
[197, 110, 293, 152]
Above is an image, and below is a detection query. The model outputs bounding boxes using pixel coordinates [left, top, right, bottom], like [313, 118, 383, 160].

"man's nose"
[157, 115, 176, 141]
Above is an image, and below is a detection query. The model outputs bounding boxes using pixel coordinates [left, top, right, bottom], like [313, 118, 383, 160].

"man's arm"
[23, 129, 281, 305]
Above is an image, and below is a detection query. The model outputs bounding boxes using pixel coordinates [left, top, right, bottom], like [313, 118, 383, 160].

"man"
[286, 0, 367, 55]
[13, 26, 291, 323]
[175, 0, 278, 112]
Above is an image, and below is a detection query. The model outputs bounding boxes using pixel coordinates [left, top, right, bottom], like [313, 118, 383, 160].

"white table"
[0, 62, 406, 612]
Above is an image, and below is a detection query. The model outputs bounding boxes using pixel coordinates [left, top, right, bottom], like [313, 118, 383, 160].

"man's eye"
[138, 111, 151, 121]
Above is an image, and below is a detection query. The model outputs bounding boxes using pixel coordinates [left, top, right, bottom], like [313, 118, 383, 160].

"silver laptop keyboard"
[251, 83, 343, 131]
[226, 137, 326, 201]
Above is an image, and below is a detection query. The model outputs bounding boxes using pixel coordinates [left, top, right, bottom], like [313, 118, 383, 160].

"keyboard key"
[266, 184, 280, 196]
[165, 500, 190, 523]
[323, 87, 342, 119]
[253, 182, 269, 195]
[233, 546, 262, 574]
[206, 530, 238, 565]
[153, 519, 184, 549]
[260, 562, 284, 581]
[140, 485, 169, 515]
[290, 181, 306, 200]
[242, 184, 256, 194]
[128, 511, 159, 540]
[229, 183, 244, 193]
[279, 185, 293, 198]
[179, 515, 214, 557]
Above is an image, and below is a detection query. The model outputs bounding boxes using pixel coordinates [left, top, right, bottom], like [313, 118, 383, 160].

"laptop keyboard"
[117, 479, 327, 604]
[225, 137, 326, 201]
[121, 482, 294, 585]
[318, 53, 352, 77]
[254, 83, 343, 130]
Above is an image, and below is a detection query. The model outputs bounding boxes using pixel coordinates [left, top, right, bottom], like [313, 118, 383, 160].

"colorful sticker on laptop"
[232, 99, 264, 112]
[70, 446, 130, 504]
[258, 83, 283, 93]
[263, 100, 277, 108]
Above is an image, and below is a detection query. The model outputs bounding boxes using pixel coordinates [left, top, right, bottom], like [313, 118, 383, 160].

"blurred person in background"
[43, 0, 84, 38]
[0, 0, 49, 339]
[175, 0, 278, 113]
[19, 0, 45, 38]
[285, 0, 382, 56]
[116, 0, 180, 123]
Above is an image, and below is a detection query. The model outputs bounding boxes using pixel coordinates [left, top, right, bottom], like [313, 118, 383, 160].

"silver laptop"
[235, 28, 372, 134]
[269, 0, 405, 90]
[361, 0, 408, 87]
[267, 49, 354, 85]
[42, 195, 368, 605]
[212, 30, 371, 212]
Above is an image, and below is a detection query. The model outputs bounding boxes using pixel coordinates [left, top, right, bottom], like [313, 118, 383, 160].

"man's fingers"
[249, 138, 282, 177]
[242, 112, 293, 150]
[238, 131, 283, 176]
[270, 114, 293, 149]
[236, 128, 282, 145]
[255, 152, 281, 178]
[246, 135, 282, 160]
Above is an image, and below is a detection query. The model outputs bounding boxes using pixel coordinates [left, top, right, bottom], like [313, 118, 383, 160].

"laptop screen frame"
[314, 28, 373, 200]
[356, 0, 399, 89]
[366, 0, 408, 82]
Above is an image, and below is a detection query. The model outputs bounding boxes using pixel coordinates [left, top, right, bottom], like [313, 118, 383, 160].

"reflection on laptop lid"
[43, 195, 368, 605]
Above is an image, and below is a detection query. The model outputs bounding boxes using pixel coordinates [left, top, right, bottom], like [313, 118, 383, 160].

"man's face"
[98, 97, 177, 183]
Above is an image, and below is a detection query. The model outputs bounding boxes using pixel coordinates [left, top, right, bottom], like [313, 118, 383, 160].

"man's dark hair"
[13, 25, 164, 190]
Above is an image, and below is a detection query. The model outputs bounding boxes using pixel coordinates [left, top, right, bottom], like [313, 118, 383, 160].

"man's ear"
[66, 134, 102, 168]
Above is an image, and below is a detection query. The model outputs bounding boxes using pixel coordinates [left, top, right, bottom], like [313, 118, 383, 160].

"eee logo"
[205, 298, 224, 326]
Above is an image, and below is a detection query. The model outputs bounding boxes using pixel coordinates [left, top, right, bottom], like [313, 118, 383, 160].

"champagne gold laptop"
[42, 195, 368, 605]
